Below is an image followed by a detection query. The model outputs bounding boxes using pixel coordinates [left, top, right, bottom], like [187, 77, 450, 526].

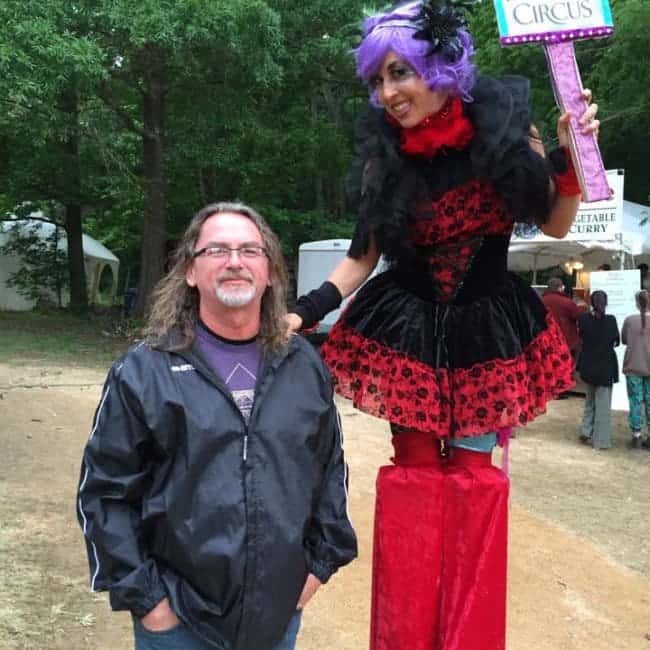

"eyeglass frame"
[192, 245, 268, 260]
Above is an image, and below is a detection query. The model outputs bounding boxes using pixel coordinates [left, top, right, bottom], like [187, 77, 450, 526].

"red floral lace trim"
[321, 314, 574, 438]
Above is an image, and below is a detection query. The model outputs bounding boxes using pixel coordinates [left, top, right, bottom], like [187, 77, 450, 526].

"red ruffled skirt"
[321, 271, 574, 438]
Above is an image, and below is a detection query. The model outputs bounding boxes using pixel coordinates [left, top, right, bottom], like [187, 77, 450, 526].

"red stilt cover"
[440, 448, 509, 650]
[370, 439, 508, 650]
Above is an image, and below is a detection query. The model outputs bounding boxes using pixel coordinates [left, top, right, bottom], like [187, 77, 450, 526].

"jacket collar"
[175, 327, 298, 380]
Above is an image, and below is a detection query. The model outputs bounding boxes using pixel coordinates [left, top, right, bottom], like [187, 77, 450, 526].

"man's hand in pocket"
[140, 598, 180, 632]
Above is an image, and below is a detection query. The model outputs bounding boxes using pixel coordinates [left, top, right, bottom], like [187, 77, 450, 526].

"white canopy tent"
[508, 200, 650, 281]
[0, 218, 120, 310]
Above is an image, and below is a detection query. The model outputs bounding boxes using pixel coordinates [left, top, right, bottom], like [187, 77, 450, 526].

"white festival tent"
[0, 217, 120, 310]
[507, 200, 650, 281]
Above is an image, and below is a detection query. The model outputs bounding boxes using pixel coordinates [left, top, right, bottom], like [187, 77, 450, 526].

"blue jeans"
[448, 431, 497, 453]
[134, 610, 302, 650]
[274, 611, 302, 650]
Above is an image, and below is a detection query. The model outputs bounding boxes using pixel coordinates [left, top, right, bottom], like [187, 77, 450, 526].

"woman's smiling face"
[370, 51, 448, 128]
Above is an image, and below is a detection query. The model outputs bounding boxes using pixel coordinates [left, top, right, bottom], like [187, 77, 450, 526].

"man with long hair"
[77, 202, 357, 650]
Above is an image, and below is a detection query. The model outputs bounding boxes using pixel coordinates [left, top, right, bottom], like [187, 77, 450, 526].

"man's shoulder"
[108, 340, 171, 381]
[288, 334, 322, 361]
[287, 336, 331, 378]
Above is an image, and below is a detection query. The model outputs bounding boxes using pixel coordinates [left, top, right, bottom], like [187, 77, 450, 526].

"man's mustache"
[217, 273, 254, 284]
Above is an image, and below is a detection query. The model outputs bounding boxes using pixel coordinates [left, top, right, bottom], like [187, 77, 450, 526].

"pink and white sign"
[494, 0, 614, 46]
[493, 0, 615, 203]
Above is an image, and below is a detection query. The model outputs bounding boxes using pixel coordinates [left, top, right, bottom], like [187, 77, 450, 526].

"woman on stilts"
[289, 1, 600, 647]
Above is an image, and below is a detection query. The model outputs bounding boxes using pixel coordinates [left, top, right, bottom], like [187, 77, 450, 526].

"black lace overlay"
[347, 75, 555, 264]
[416, 237, 484, 303]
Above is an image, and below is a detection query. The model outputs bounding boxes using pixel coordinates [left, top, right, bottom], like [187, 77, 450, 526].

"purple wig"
[355, 0, 477, 103]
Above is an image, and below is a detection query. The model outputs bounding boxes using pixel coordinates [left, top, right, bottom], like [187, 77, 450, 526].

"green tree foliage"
[0, 1, 110, 311]
[0, 0, 287, 313]
[87, 0, 286, 314]
[0, 0, 647, 317]
[585, 0, 650, 204]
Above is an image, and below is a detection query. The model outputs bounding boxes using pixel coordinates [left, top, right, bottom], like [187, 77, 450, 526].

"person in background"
[541, 277, 584, 395]
[122, 286, 137, 318]
[622, 290, 650, 450]
[577, 290, 620, 449]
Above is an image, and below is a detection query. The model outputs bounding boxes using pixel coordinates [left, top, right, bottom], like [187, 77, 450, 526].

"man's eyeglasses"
[193, 245, 267, 260]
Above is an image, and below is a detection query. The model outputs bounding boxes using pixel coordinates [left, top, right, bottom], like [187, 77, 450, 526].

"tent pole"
[532, 253, 538, 285]
[616, 233, 625, 270]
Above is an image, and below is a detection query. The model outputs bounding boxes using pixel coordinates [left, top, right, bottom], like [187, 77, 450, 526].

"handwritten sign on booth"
[493, 0, 615, 202]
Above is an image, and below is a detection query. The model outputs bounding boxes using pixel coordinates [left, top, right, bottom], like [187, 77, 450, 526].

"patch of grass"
[0, 502, 106, 649]
[0, 310, 138, 368]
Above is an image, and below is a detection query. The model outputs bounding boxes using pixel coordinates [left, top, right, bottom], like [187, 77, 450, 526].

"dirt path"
[0, 363, 649, 649]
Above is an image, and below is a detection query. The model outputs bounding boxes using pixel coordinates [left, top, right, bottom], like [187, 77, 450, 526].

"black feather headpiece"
[412, 0, 479, 60]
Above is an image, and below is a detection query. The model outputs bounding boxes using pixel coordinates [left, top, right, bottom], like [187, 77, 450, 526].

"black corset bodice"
[390, 178, 514, 304]
[394, 235, 511, 305]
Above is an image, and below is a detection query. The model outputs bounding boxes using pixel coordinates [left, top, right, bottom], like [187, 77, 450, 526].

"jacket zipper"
[173, 350, 253, 463]
[175, 346, 290, 465]
[174, 344, 294, 649]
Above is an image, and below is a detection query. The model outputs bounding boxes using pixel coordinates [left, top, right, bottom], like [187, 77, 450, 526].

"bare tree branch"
[601, 105, 649, 123]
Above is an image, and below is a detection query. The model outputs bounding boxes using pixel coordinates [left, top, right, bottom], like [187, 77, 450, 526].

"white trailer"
[297, 238, 383, 340]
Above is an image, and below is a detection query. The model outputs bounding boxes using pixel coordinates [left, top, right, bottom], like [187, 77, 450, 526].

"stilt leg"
[439, 448, 509, 650]
[370, 437, 445, 650]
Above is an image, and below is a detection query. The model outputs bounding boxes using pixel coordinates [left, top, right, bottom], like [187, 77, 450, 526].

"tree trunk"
[61, 82, 88, 312]
[65, 202, 87, 311]
[311, 97, 325, 213]
[134, 57, 167, 318]
[54, 225, 63, 308]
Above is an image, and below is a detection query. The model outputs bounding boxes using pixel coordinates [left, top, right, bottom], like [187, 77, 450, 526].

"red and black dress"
[320, 76, 574, 650]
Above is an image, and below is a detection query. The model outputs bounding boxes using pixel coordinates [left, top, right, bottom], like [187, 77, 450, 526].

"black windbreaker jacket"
[77, 334, 357, 649]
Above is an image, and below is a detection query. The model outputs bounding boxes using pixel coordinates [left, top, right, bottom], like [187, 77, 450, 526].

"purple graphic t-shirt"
[195, 323, 261, 423]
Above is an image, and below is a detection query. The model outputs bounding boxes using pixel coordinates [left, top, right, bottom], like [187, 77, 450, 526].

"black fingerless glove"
[293, 281, 343, 331]
[548, 146, 569, 174]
